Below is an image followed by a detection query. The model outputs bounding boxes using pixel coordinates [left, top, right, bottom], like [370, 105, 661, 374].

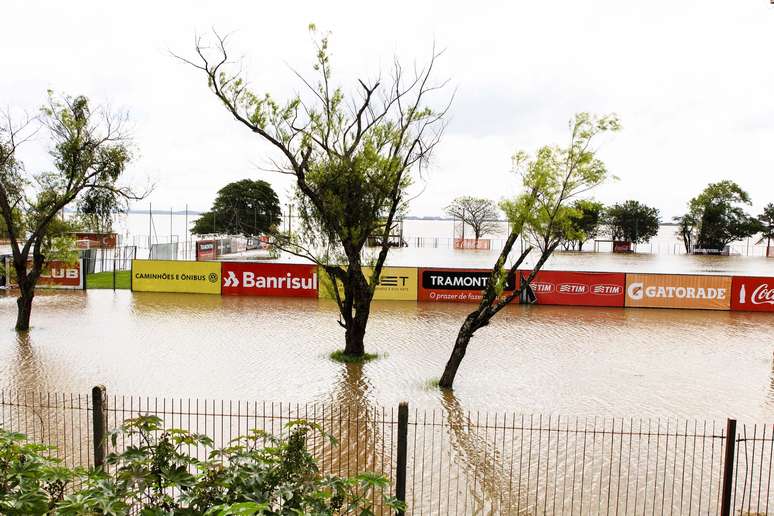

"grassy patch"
[86, 271, 131, 289]
[424, 377, 441, 389]
[329, 350, 381, 364]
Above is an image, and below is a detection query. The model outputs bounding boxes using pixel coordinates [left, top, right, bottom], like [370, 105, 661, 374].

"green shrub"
[0, 416, 403, 515]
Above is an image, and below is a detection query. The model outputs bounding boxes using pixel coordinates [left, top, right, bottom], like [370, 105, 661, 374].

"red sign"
[613, 241, 632, 253]
[73, 232, 117, 249]
[418, 267, 516, 303]
[520, 270, 625, 307]
[196, 240, 217, 261]
[3, 258, 83, 289]
[453, 239, 491, 250]
[221, 262, 318, 297]
[731, 276, 774, 312]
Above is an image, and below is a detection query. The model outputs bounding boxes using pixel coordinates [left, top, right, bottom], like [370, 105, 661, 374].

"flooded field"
[1, 287, 772, 421]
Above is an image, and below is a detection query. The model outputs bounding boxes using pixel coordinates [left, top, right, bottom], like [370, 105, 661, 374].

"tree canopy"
[564, 199, 604, 251]
[0, 92, 144, 331]
[191, 179, 281, 237]
[444, 196, 500, 241]
[605, 200, 660, 244]
[180, 27, 451, 356]
[679, 180, 761, 251]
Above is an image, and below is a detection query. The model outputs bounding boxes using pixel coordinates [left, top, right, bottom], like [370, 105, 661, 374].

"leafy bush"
[0, 416, 402, 515]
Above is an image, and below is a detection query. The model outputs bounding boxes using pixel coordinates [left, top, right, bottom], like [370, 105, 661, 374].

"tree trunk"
[578, 241, 584, 252]
[341, 265, 372, 357]
[439, 313, 476, 389]
[15, 287, 34, 332]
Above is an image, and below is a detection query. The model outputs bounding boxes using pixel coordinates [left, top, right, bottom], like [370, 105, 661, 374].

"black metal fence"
[1, 387, 772, 515]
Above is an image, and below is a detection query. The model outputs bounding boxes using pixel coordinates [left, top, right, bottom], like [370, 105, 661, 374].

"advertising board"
[221, 262, 318, 297]
[319, 266, 417, 301]
[418, 267, 515, 303]
[3, 257, 84, 289]
[731, 276, 774, 312]
[196, 240, 217, 261]
[131, 259, 221, 294]
[625, 273, 731, 310]
[520, 270, 625, 307]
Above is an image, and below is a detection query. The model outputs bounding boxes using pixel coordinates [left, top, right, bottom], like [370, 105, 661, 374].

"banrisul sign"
[731, 276, 774, 312]
[221, 262, 318, 298]
[131, 259, 221, 294]
[418, 268, 515, 303]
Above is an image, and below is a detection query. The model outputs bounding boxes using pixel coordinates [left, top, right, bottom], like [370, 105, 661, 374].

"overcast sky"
[3, 0, 773, 219]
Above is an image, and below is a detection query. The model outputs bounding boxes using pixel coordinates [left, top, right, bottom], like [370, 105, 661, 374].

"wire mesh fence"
[1, 388, 772, 515]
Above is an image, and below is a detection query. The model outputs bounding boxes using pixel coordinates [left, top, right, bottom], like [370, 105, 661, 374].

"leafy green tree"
[1, 417, 401, 514]
[605, 200, 660, 244]
[758, 203, 774, 252]
[680, 180, 760, 252]
[179, 27, 450, 357]
[0, 93, 144, 331]
[76, 188, 126, 233]
[445, 196, 500, 241]
[191, 179, 281, 237]
[439, 113, 620, 389]
[564, 199, 604, 251]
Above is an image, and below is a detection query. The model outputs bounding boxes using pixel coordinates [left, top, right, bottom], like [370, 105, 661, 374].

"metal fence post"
[92, 385, 107, 469]
[396, 401, 409, 515]
[720, 418, 737, 516]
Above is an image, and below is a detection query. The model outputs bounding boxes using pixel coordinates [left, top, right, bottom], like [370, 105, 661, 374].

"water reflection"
[1, 290, 773, 420]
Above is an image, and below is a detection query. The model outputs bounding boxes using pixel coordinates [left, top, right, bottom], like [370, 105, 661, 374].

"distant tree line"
[446, 180, 772, 254]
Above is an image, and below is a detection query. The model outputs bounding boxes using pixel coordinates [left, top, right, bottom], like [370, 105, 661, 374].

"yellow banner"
[318, 266, 417, 301]
[132, 260, 221, 294]
[625, 273, 731, 310]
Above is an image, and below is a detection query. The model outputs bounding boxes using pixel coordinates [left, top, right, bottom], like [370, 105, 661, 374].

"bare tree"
[0, 93, 146, 331]
[445, 196, 500, 241]
[176, 27, 452, 357]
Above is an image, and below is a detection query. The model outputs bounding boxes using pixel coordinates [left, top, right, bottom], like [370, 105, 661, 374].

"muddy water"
[1, 289, 772, 420]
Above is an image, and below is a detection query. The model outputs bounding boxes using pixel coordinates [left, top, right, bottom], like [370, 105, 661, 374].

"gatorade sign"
[625, 273, 731, 310]
[221, 262, 317, 297]
[731, 276, 774, 312]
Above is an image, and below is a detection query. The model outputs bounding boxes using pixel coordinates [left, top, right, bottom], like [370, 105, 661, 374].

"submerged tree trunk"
[15, 286, 34, 332]
[343, 298, 370, 356]
[438, 313, 477, 388]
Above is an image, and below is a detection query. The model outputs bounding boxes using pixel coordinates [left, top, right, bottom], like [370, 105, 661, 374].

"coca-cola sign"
[731, 276, 774, 312]
[520, 270, 625, 307]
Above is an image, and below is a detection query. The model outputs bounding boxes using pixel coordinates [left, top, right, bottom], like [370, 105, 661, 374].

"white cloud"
[2, 0, 773, 218]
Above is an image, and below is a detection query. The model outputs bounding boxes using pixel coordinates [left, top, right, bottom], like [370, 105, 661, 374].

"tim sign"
[221, 262, 318, 298]
[418, 268, 515, 303]
[625, 273, 731, 310]
[731, 276, 774, 312]
[520, 270, 625, 307]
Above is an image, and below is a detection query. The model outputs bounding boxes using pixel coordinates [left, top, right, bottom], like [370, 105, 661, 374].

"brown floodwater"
[1, 288, 772, 421]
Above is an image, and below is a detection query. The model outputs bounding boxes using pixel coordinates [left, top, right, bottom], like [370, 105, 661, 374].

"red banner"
[221, 262, 318, 297]
[3, 258, 83, 289]
[731, 276, 774, 312]
[520, 270, 625, 307]
[418, 267, 516, 303]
